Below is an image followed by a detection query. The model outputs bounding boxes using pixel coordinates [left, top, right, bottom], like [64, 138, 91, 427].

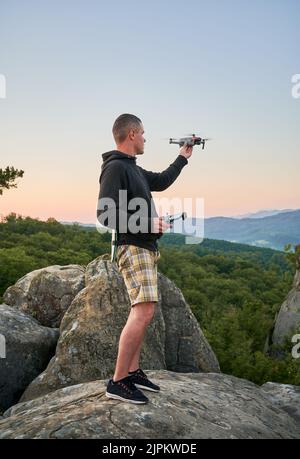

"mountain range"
[230, 209, 297, 219]
[60, 209, 300, 251]
[179, 210, 300, 251]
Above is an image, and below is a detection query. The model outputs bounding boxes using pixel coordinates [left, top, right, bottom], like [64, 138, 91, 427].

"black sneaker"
[105, 376, 149, 404]
[128, 368, 160, 392]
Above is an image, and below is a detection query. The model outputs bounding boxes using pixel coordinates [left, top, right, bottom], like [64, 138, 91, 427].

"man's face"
[132, 123, 146, 155]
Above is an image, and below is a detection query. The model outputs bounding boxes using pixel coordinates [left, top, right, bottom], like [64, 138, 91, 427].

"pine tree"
[0, 166, 24, 195]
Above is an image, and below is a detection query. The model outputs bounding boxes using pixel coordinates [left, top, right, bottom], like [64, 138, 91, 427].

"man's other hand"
[179, 143, 193, 159]
[152, 217, 172, 234]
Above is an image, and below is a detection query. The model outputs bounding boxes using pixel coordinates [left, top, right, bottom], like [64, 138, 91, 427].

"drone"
[169, 134, 210, 149]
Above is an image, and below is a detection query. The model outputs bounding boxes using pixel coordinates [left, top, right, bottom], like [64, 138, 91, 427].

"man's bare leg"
[113, 302, 154, 382]
[128, 324, 147, 373]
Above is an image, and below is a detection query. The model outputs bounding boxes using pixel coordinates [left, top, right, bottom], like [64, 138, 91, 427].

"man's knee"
[131, 301, 155, 324]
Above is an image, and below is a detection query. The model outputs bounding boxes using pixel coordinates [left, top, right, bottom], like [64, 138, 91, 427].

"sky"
[0, 0, 299, 222]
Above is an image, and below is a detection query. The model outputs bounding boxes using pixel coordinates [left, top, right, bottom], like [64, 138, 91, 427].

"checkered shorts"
[116, 244, 161, 307]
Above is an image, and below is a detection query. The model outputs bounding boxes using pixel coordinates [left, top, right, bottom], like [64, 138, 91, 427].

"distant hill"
[202, 210, 300, 250]
[60, 209, 300, 251]
[231, 209, 297, 219]
[60, 221, 95, 227]
[160, 233, 279, 255]
[168, 210, 300, 251]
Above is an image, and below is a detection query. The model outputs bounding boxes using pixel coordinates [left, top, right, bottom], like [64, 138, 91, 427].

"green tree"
[0, 167, 24, 196]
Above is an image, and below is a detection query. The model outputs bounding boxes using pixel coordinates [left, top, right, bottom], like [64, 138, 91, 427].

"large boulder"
[0, 304, 59, 413]
[158, 273, 219, 373]
[19, 256, 219, 403]
[0, 371, 299, 439]
[271, 250, 300, 348]
[261, 382, 300, 424]
[86, 256, 219, 374]
[3, 265, 86, 328]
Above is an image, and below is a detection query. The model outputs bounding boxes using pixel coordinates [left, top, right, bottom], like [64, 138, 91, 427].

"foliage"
[0, 213, 299, 385]
[0, 167, 24, 196]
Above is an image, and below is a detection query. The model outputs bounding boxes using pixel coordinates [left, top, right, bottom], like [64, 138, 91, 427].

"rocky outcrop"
[3, 265, 85, 328]
[158, 273, 217, 373]
[271, 250, 300, 348]
[261, 382, 300, 424]
[0, 305, 59, 413]
[19, 256, 219, 403]
[1, 371, 299, 439]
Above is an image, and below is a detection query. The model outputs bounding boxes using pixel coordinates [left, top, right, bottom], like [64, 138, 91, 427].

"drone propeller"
[185, 133, 212, 138]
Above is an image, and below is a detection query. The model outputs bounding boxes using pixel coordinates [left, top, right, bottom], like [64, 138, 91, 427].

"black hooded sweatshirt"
[97, 150, 188, 252]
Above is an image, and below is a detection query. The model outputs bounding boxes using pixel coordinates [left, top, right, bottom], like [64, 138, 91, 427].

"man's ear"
[128, 129, 135, 141]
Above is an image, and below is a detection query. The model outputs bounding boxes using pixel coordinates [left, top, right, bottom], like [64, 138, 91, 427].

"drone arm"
[171, 140, 193, 147]
[170, 140, 181, 145]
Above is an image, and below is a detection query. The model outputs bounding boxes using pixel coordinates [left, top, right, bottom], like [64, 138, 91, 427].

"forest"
[0, 212, 299, 385]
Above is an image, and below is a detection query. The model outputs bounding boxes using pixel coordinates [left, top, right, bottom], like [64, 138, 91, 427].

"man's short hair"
[112, 113, 142, 144]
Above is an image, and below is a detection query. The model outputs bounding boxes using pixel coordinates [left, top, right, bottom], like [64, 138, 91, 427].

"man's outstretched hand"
[179, 143, 193, 159]
[152, 217, 172, 234]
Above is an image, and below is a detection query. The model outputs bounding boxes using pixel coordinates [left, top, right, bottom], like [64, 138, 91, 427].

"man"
[97, 113, 193, 404]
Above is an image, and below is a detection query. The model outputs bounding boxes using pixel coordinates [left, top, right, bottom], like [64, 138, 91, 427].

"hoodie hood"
[100, 150, 136, 180]
[102, 150, 136, 165]
[101, 150, 136, 179]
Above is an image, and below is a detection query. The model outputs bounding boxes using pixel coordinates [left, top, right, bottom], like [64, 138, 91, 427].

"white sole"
[134, 384, 160, 393]
[105, 392, 148, 404]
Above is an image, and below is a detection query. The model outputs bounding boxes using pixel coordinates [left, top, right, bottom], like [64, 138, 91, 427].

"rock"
[261, 382, 300, 424]
[272, 292, 300, 347]
[19, 256, 219, 403]
[271, 250, 300, 348]
[85, 253, 115, 284]
[158, 273, 219, 373]
[0, 371, 299, 439]
[0, 305, 59, 412]
[3, 264, 86, 328]
[294, 256, 300, 289]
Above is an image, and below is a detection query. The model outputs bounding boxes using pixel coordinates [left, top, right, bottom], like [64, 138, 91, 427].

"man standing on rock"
[97, 113, 193, 404]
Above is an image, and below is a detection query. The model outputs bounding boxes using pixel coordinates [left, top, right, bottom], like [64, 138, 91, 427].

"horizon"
[1, 206, 299, 225]
[1, 1, 299, 222]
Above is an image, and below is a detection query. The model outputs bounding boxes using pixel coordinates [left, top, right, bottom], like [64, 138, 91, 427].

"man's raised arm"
[138, 145, 192, 192]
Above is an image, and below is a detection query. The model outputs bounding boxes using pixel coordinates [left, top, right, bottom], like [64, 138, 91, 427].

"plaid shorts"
[116, 244, 161, 307]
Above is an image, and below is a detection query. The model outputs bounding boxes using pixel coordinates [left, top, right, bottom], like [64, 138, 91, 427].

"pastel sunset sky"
[1, 0, 299, 222]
